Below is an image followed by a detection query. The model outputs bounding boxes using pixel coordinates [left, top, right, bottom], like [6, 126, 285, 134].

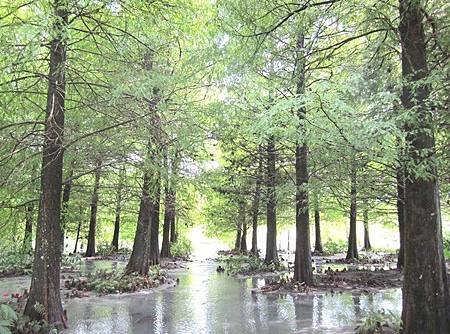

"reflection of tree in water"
[312, 295, 323, 328]
[294, 295, 314, 331]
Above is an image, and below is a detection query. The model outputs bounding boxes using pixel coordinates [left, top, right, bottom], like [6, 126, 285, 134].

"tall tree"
[126, 173, 152, 275]
[399, 0, 450, 332]
[293, 32, 313, 285]
[85, 159, 102, 257]
[23, 0, 67, 325]
[265, 136, 277, 263]
[251, 147, 263, 255]
[346, 161, 358, 260]
[111, 167, 125, 251]
[362, 208, 371, 251]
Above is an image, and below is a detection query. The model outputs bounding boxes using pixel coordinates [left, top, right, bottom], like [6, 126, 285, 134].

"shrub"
[64, 266, 168, 296]
[0, 252, 32, 277]
[220, 254, 286, 276]
[355, 309, 401, 334]
[0, 303, 57, 334]
[170, 237, 192, 258]
[323, 239, 347, 254]
[444, 232, 450, 259]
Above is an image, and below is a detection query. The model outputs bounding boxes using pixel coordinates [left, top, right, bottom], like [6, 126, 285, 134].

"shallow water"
[63, 261, 402, 334]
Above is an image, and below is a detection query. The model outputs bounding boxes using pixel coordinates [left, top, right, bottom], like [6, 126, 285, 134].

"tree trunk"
[24, 1, 67, 326]
[399, 1, 450, 332]
[234, 202, 244, 252]
[265, 136, 277, 263]
[73, 220, 82, 254]
[60, 167, 73, 252]
[251, 146, 263, 256]
[161, 187, 174, 258]
[240, 201, 247, 252]
[293, 32, 313, 285]
[363, 209, 371, 251]
[85, 160, 102, 257]
[22, 204, 34, 254]
[314, 209, 323, 254]
[111, 167, 125, 251]
[148, 180, 161, 266]
[346, 162, 358, 260]
[125, 173, 152, 275]
[396, 163, 406, 269]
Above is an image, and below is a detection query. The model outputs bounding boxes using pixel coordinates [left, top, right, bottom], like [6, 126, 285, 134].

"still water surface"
[62, 261, 401, 334]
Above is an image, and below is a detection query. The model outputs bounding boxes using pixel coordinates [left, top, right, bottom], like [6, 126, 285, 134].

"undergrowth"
[355, 309, 401, 334]
[219, 254, 286, 276]
[64, 266, 168, 296]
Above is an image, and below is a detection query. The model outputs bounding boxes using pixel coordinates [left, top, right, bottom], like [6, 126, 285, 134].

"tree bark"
[111, 167, 125, 251]
[60, 167, 73, 252]
[85, 160, 102, 257]
[265, 136, 277, 263]
[240, 201, 247, 252]
[346, 162, 358, 260]
[73, 220, 82, 254]
[363, 209, 371, 251]
[22, 204, 34, 254]
[161, 187, 174, 258]
[148, 180, 161, 266]
[125, 173, 152, 275]
[314, 209, 323, 254]
[399, 1, 450, 332]
[293, 32, 313, 284]
[396, 163, 406, 269]
[251, 147, 263, 256]
[24, 1, 67, 326]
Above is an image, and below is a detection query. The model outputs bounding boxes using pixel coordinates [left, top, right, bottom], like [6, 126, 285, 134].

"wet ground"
[60, 260, 401, 334]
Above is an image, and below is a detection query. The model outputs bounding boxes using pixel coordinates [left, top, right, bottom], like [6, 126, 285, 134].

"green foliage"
[0, 304, 17, 334]
[61, 254, 82, 269]
[0, 303, 56, 334]
[219, 255, 286, 276]
[65, 267, 168, 295]
[355, 309, 401, 334]
[443, 232, 450, 259]
[0, 252, 32, 277]
[170, 237, 192, 259]
[323, 239, 347, 255]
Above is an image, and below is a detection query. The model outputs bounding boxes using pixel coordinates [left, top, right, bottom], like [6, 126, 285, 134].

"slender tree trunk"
[24, 1, 67, 326]
[234, 226, 242, 251]
[251, 147, 263, 256]
[161, 187, 174, 258]
[240, 201, 247, 252]
[234, 202, 244, 251]
[22, 204, 34, 254]
[293, 32, 313, 284]
[73, 220, 82, 254]
[148, 180, 161, 266]
[396, 163, 406, 269]
[265, 136, 277, 263]
[346, 162, 358, 260]
[399, 1, 450, 332]
[85, 160, 102, 257]
[170, 208, 177, 243]
[314, 209, 323, 254]
[111, 167, 125, 251]
[125, 173, 151, 275]
[60, 167, 73, 252]
[363, 209, 371, 251]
